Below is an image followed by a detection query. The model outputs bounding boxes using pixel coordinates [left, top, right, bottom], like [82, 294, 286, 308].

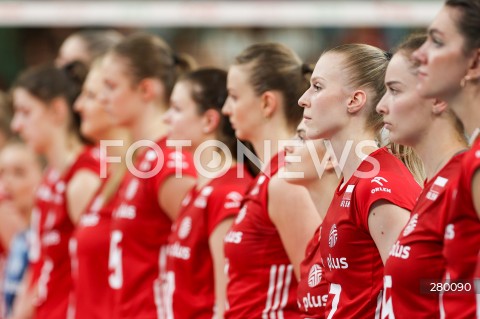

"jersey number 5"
[108, 231, 123, 289]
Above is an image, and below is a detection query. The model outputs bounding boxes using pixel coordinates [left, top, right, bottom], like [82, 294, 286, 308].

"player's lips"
[417, 70, 427, 78]
[1, 192, 12, 200]
[383, 121, 392, 130]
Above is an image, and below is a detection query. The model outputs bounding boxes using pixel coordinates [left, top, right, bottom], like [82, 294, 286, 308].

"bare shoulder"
[268, 174, 307, 198]
[268, 174, 319, 222]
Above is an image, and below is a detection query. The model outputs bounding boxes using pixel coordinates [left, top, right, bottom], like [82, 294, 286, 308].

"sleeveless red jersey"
[165, 165, 253, 319]
[319, 148, 421, 319]
[109, 138, 196, 319]
[298, 226, 328, 319]
[70, 176, 119, 319]
[442, 139, 480, 318]
[35, 147, 100, 319]
[224, 153, 301, 319]
[382, 153, 464, 318]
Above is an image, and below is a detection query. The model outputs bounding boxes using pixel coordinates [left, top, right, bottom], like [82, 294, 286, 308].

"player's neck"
[46, 132, 83, 176]
[131, 106, 168, 142]
[195, 147, 233, 189]
[306, 172, 339, 220]
[418, 144, 465, 182]
[450, 87, 480, 138]
[330, 133, 378, 187]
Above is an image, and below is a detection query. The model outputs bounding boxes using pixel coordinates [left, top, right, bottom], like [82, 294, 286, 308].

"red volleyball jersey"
[35, 147, 100, 319]
[298, 226, 328, 319]
[28, 169, 60, 293]
[108, 138, 196, 319]
[165, 165, 253, 319]
[224, 153, 301, 319]
[70, 177, 119, 319]
[442, 139, 480, 318]
[319, 148, 421, 319]
[382, 153, 464, 318]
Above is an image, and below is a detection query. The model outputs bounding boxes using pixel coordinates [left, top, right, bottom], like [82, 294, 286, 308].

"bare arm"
[66, 169, 101, 224]
[368, 200, 411, 264]
[268, 176, 321, 280]
[208, 217, 235, 319]
[158, 176, 196, 221]
[9, 268, 34, 319]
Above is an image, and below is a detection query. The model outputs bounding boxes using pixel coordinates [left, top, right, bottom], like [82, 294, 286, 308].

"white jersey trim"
[262, 264, 293, 319]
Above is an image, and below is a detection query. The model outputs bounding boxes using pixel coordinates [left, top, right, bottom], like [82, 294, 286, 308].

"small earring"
[460, 76, 471, 88]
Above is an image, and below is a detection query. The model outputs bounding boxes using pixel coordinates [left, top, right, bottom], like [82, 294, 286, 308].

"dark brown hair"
[179, 68, 258, 176]
[446, 0, 480, 53]
[112, 32, 195, 104]
[12, 62, 88, 141]
[180, 68, 230, 143]
[0, 91, 13, 141]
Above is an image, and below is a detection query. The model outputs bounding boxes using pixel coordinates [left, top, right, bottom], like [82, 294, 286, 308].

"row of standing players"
[2, 0, 480, 318]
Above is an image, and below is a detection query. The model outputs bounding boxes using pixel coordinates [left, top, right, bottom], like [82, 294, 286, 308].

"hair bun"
[62, 61, 88, 87]
[384, 51, 393, 60]
[172, 53, 180, 65]
[301, 63, 313, 75]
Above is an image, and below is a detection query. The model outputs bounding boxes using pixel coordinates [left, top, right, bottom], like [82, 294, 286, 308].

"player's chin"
[234, 130, 249, 142]
[284, 177, 304, 186]
[282, 169, 304, 185]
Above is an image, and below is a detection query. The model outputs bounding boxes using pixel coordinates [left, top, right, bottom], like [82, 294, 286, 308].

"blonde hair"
[326, 43, 425, 183]
[388, 144, 425, 185]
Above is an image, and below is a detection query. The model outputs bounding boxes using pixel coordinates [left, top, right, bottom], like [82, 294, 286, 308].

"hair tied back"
[172, 53, 181, 66]
[384, 51, 393, 60]
[62, 61, 88, 87]
[301, 63, 313, 75]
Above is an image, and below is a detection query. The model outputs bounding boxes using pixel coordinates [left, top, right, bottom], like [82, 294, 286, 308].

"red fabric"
[34, 147, 100, 319]
[442, 139, 480, 319]
[319, 148, 421, 319]
[28, 169, 59, 293]
[297, 226, 328, 318]
[224, 153, 300, 319]
[165, 165, 252, 319]
[71, 176, 118, 319]
[109, 138, 196, 319]
[383, 153, 464, 318]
